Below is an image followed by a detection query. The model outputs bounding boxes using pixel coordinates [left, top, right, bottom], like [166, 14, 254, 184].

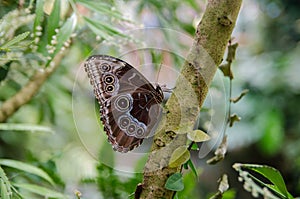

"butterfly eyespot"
[105, 85, 114, 92]
[136, 128, 145, 138]
[85, 55, 164, 152]
[114, 94, 132, 112]
[127, 123, 137, 135]
[103, 74, 115, 84]
[100, 63, 111, 71]
[118, 115, 130, 129]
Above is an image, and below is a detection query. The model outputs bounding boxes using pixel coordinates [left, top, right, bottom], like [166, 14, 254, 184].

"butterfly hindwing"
[84, 55, 163, 152]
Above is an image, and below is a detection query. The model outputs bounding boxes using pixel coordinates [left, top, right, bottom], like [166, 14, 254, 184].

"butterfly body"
[84, 55, 163, 153]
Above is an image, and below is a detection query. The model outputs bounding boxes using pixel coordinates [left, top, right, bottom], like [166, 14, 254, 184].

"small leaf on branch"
[219, 42, 238, 79]
[187, 129, 210, 142]
[226, 43, 238, 62]
[47, 0, 61, 42]
[0, 123, 54, 133]
[209, 174, 230, 199]
[0, 159, 55, 185]
[207, 135, 227, 164]
[1, 32, 30, 49]
[165, 173, 184, 191]
[51, 14, 77, 56]
[191, 142, 199, 150]
[187, 159, 198, 178]
[230, 89, 249, 103]
[169, 146, 190, 168]
[219, 63, 234, 79]
[218, 174, 229, 193]
[229, 114, 241, 127]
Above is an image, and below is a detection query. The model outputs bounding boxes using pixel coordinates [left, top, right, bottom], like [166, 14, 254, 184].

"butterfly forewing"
[84, 55, 163, 153]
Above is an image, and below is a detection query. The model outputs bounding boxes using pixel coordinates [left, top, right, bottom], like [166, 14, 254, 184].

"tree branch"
[138, 0, 242, 198]
[0, 54, 64, 122]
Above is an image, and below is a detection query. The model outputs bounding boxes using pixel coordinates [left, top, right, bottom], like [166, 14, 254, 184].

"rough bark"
[138, 0, 243, 198]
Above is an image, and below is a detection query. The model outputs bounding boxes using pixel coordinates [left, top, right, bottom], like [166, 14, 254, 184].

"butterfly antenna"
[154, 62, 174, 93]
[155, 62, 163, 85]
[161, 84, 173, 93]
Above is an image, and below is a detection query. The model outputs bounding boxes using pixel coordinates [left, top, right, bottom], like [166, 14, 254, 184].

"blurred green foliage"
[0, 0, 299, 199]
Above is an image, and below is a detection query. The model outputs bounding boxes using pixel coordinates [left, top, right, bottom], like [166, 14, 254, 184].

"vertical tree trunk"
[138, 0, 243, 198]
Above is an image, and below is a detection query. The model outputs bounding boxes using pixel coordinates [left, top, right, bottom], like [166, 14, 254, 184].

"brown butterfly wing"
[84, 55, 163, 153]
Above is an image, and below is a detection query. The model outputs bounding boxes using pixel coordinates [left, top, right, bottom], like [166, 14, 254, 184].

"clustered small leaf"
[165, 173, 184, 191]
[207, 135, 227, 164]
[169, 146, 190, 168]
[187, 129, 211, 142]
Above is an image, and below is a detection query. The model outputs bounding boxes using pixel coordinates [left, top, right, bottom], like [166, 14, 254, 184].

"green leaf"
[0, 159, 55, 185]
[187, 129, 210, 142]
[47, 0, 61, 42]
[84, 17, 111, 39]
[0, 123, 54, 133]
[222, 189, 236, 199]
[165, 173, 184, 191]
[169, 146, 190, 168]
[13, 183, 66, 198]
[0, 32, 30, 49]
[33, 0, 44, 33]
[233, 163, 292, 199]
[187, 159, 198, 178]
[185, 0, 201, 12]
[230, 89, 249, 103]
[83, 16, 127, 39]
[0, 166, 12, 198]
[177, 167, 201, 199]
[77, 0, 130, 22]
[245, 164, 288, 198]
[48, 13, 77, 63]
[191, 142, 199, 150]
[183, 162, 188, 169]
[1, 179, 9, 199]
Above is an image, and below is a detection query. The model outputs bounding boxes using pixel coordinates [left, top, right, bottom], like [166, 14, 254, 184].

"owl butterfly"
[84, 55, 164, 153]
